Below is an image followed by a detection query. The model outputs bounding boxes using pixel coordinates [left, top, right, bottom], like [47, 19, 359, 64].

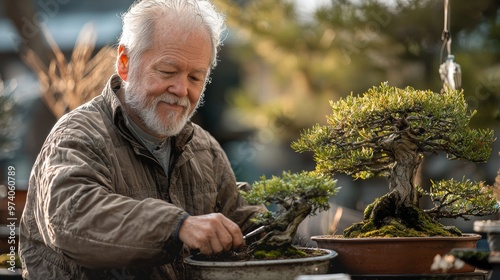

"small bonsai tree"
[241, 170, 339, 257]
[291, 82, 498, 238]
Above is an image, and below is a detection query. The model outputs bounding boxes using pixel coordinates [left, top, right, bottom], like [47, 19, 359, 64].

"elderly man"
[19, 0, 265, 279]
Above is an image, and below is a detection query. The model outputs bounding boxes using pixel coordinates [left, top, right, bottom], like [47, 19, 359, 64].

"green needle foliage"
[425, 178, 498, 220]
[292, 82, 494, 179]
[242, 171, 339, 251]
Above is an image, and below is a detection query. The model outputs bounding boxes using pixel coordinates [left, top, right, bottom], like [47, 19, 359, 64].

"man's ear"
[117, 45, 129, 81]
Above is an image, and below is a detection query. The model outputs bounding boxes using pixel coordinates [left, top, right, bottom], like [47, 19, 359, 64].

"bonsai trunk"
[369, 134, 421, 228]
[387, 134, 421, 207]
[249, 198, 312, 252]
[344, 134, 460, 237]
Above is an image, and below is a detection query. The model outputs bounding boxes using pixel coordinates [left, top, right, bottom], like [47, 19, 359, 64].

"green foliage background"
[213, 0, 500, 142]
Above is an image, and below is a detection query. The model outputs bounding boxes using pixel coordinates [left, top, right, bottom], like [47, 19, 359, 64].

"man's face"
[122, 23, 212, 138]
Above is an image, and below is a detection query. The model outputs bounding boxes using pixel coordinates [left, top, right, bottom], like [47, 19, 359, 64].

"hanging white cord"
[442, 0, 451, 59]
[439, 0, 461, 91]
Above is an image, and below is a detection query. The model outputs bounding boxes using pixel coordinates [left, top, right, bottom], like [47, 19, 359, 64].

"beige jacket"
[19, 75, 264, 279]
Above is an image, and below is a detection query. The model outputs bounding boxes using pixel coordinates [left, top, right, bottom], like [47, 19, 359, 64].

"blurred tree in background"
[212, 0, 500, 144]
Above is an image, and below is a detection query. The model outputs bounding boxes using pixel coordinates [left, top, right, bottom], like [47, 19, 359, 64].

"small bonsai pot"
[183, 247, 337, 280]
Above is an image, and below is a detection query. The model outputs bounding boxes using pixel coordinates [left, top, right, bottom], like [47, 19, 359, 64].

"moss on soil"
[344, 193, 462, 238]
[191, 246, 324, 262]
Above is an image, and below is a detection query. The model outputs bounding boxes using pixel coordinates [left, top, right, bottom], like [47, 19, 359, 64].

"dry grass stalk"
[23, 23, 116, 119]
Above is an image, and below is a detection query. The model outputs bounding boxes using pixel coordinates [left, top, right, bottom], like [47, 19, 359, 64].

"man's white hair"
[118, 0, 226, 72]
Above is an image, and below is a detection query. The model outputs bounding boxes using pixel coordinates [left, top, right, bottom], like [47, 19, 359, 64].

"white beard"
[123, 81, 201, 137]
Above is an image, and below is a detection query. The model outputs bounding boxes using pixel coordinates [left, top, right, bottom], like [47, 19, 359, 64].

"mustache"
[155, 93, 190, 108]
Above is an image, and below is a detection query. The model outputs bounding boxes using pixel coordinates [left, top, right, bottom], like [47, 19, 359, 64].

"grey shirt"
[124, 112, 172, 176]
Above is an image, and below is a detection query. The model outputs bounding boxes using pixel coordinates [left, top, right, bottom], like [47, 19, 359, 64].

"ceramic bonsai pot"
[311, 234, 481, 275]
[183, 248, 337, 280]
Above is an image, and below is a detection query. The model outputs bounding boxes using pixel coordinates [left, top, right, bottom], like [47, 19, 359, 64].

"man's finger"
[221, 217, 244, 248]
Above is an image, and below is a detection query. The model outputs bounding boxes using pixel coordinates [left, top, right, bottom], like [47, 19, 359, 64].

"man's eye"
[160, 70, 174, 75]
[189, 75, 203, 82]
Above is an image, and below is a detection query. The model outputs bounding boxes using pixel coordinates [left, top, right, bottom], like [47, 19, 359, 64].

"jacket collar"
[101, 74, 194, 155]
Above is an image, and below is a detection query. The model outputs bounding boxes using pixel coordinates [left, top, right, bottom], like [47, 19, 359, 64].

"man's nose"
[168, 75, 189, 97]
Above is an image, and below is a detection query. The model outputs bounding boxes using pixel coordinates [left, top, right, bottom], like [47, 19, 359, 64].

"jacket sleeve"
[31, 121, 187, 269]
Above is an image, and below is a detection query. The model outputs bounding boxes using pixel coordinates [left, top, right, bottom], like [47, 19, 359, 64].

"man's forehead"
[155, 59, 209, 73]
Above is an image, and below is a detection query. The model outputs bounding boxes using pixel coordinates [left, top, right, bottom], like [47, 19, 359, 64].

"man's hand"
[178, 213, 244, 255]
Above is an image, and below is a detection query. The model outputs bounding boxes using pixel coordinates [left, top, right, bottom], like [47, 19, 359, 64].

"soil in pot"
[312, 234, 481, 275]
[184, 247, 337, 280]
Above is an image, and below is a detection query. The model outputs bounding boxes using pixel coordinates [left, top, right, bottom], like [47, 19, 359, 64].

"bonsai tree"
[291, 82, 498, 238]
[240, 171, 339, 258]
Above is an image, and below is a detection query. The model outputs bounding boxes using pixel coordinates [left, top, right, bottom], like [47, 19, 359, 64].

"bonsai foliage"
[425, 178, 498, 220]
[242, 171, 339, 254]
[292, 82, 498, 237]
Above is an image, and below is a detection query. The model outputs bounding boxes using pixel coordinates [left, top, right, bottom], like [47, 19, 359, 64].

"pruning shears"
[243, 225, 266, 240]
